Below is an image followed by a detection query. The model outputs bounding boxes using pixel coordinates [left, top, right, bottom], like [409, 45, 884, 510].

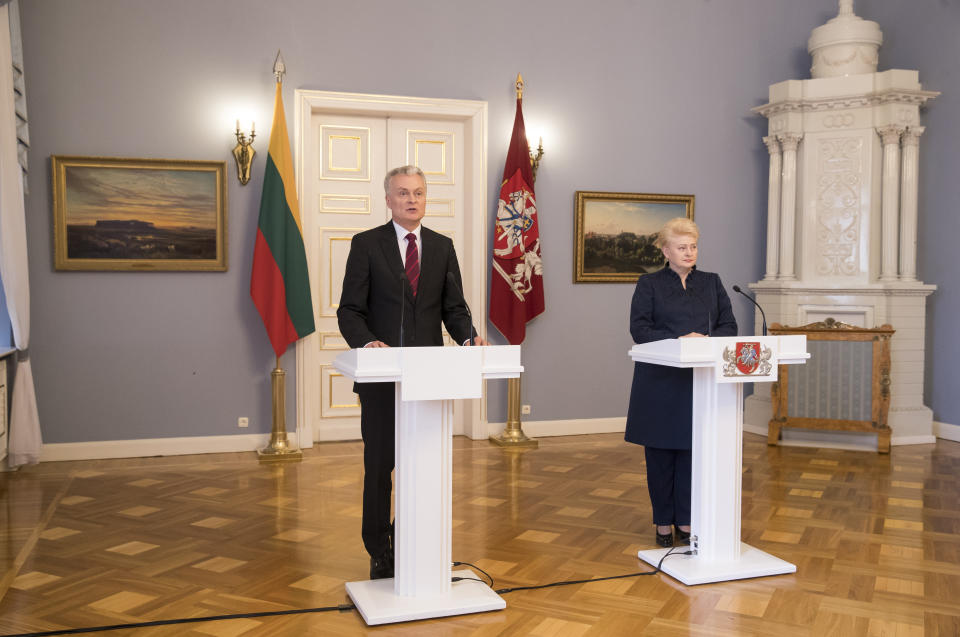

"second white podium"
[334, 345, 522, 625]
[630, 335, 809, 585]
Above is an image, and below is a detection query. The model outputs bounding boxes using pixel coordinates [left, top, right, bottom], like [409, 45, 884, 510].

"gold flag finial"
[516, 73, 524, 100]
[273, 50, 286, 83]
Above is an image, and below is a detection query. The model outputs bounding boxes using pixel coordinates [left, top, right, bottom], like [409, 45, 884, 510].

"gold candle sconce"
[233, 120, 256, 185]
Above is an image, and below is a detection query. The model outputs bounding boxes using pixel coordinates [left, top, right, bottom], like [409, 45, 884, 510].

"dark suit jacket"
[624, 266, 738, 449]
[337, 222, 474, 362]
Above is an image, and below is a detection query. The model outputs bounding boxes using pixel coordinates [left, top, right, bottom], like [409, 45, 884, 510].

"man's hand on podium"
[363, 337, 488, 347]
[679, 332, 708, 338]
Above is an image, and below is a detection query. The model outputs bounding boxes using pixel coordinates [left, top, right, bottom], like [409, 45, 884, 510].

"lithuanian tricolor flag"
[250, 82, 315, 357]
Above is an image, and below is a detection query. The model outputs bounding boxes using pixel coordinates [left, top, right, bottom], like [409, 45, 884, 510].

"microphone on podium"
[446, 271, 475, 346]
[732, 285, 767, 336]
[398, 271, 407, 348]
[688, 289, 712, 337]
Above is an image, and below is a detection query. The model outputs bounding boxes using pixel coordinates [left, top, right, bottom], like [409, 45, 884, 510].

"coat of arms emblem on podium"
[723, 342, 773, 377]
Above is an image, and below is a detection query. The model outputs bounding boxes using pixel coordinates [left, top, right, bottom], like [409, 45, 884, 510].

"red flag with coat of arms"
[489, 96, 545, 344]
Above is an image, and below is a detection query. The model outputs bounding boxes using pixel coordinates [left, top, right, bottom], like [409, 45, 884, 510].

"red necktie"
[405, 233, 419, 296]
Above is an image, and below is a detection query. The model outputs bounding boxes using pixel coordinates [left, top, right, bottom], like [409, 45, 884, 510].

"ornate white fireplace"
[744, 0, 939, 448]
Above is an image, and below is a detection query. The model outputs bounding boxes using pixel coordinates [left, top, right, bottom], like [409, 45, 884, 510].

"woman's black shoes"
[655, 529, 674, 547]
[654, 526, 690, 547]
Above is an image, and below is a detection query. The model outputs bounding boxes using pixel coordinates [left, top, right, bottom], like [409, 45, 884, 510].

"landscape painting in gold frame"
[52, 156, 227, 271]
[574, 190, 694, 283]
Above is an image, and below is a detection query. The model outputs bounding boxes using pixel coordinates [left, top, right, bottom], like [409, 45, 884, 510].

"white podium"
[630, 336, 809, 585]
[334, 345, 522, 625]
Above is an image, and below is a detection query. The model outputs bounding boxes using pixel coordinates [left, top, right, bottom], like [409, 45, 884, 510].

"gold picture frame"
[52, 155, 228, 271]
[574, 190, 694, 283]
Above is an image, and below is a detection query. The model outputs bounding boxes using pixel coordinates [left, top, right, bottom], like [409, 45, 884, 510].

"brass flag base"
[257, 446, 303, 463]
[489, 376, 538, 448]
[258, 360, 303, 463]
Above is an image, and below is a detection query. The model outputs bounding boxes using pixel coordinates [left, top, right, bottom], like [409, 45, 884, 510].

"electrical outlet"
[521, 404, 531, 415]
[238, 417, 249, 428]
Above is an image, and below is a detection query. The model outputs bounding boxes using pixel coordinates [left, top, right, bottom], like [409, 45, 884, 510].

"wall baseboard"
[744, 422, 941, 448]
[891, 434, 938, 445]
[39, 417, 626, 462]
[934, 421, 960, 443]
[484, 417, 625, 440]
[39, 433, 273, 463]
[36, 419, 958, 463]
[743, 423, 767, 439]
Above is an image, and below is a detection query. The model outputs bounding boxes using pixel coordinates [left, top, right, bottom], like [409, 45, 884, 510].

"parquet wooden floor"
[1, 433, 959, 636]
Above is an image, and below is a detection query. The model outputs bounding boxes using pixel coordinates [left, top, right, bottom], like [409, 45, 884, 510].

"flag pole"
[490, 73, 539, 449]
[255, 51, 303, 463]
[258, 353, 303, 462]
[490, 376, 537, 448]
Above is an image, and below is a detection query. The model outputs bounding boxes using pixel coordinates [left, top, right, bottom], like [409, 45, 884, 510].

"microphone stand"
[688, 288, 712, 337]
[444, 271, 537, 448]
[446, 271, 476, 346]
[732, 285, 767, 336]
[399, 272, 407, 348]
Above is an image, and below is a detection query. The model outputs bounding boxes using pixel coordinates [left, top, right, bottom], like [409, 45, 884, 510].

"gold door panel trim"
[319, 194, 371, 214]
[416, 140, 446, 175]
[406, 129, 455, 185]
[425, 198, 454, 218]
[405, 127, 456, 137]
[318, 227, 366, 318]
[326, 236, 352, 315]
[328, 372, 360, 410]
[319, 125, 371, 182]
[327, 135, 362, 172]
[319, 332, 349, 350]
[320, 365, 361, 415]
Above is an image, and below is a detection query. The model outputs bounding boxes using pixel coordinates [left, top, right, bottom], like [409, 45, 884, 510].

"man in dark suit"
[337, 165, 486, 580]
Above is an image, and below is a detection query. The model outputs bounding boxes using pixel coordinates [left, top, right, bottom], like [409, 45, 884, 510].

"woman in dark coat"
[625, 217, 737, 547]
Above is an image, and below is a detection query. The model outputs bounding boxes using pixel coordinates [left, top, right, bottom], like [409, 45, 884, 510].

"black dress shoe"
[369, 552, 394, 579]
[674, 526, 691, 545]
[655, 530, 674, 548]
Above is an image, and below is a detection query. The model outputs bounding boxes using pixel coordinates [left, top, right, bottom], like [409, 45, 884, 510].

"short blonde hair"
[655, 217, 699, 248]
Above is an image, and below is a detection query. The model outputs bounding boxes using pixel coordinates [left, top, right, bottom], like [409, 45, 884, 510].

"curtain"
[0, 1, 41, 466]
[8, 0, 28, 190]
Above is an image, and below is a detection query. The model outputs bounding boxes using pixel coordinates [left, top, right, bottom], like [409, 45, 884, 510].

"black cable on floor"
[451, 576, 488, 585]
[3, 549, 692, 636]
[0, 603, 357, 637]
[452, 560, 494, 588]
[495, 547, 692, 594]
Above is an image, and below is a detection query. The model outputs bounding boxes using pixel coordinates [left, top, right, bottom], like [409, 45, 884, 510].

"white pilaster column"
[899, 126, 923, 281]
[763, 136, 782, 280]
[777, 133, 801, 281]
[878, 126, 904, 282]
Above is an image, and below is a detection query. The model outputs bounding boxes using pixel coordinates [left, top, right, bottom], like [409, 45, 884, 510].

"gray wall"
[18, 0, 959, 445]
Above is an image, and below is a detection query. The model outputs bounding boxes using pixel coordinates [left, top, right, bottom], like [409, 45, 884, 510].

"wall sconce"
[516, 72, 545, 186]
[233, 120, 256, 185]
[529, 136, 544, 185]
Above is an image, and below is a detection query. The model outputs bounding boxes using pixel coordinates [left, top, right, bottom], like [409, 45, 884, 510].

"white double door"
[295, 91, 489, 445]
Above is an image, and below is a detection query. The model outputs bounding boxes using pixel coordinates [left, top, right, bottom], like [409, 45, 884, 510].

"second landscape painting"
[574, 191, 695, 283]
[52, 156, 227, 271]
